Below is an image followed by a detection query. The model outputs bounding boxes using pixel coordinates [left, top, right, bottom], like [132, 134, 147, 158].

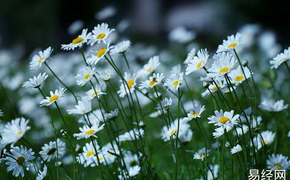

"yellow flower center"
[92, 91, 100, 97]
[72, 37, 84, 45]
[198, 153, 206, 159]
[38, 57, 45, 64]
[17, 156, 25, 165]
[197, 61, 203, 68]
[85, 129, 95, 135]
[163, 105, 170, 109]
[219, 67, 229, 75]
[147, 67, 152, 73]
[18, 130, 23, 135]
[98, 157, 103, 161]
[261, 140, 268, 145]
[274, 164, 282, 169]
[219, 116, 230, 124]
[234, 75, 244, 82]
[49, 95, 59, 102]
[190, 112, 199, 117]
[211, 86, 219, 90]
[127, 79, 135, 89]
[84, 74, 91, 80]
[97, 48, 107, 58]
[97, 33, 106, 39]
[149, 77, 158, 86]
[170, 130, 176, 136]
[86, 150, 95, 157]
[228, 43, 238, 48]
[172, 80, 180, 86]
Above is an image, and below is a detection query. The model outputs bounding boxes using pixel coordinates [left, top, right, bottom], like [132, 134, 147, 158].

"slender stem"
[44, 62, 78, 102]
[284, 61, 290, 75]
[122, 52, 130, 69]
[0, 80, 17, 117]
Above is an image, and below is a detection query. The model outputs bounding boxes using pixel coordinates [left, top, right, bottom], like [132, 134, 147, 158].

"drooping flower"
[67, 97, 92, 115]
[110, 40, 131, 54]
[193, 147, 210, 161]
[22, 73, 48, 89]
[231, 144, 242, 154]
[36, 165, 47, 180]
[183, 104, 206, 122]
[259, 99, 288, 112]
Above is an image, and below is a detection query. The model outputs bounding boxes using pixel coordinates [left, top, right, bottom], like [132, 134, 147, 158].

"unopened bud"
[242, 60, 248, 67]
[56, 161, 63, 167]
[60, 129, 67, 137]
[203, 82, 209, 89]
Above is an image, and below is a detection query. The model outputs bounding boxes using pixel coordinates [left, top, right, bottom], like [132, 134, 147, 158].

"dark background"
[0, 0, 289, 58]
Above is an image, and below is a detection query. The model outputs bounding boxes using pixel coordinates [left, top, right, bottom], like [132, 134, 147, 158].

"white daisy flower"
[75, 66, 96, 86]
[231, 144, 242, 154]
[67, 97, 92, 115]
[234, 125, 249, 136]
[1, 117, 30, 146]
[183, 104, 206, 122]
[270, 50, 289, 69]
[256, 131, 275, 150]
[267, 154, 290, 170]
[100, 142, 120, 165]
[2, 146, 35, 177]
[77, 141, 99, 167]
[104, 109, 119, 121]
[186, 49, 209, 75]
[118, 129, 144, 142]
[39, 139, 66, 162]
[100, 69, 113, 81]
[259, 99, 288, 112]
[36, 165, 47, 180]
[61, 29, 90, 50]
[212, 126, 226, 139]
[88, 23, 115, 45]
[193, 147, 210, 161]
[207, 52, 237, 78]
[201, 79, 227, 97]
[228, 66, 251, 85]
[39, 87, 66, 106]
[139, 73, 164, 89]
[157, 97, 173, 111]
[206, 164, 219, 180]
[184, 48, 196, 64]
[138, 56, 160, 75]
[208, 110, 239, 131]
[30, 47, 53, 69]
[87, 41, 111, 65]
[123, 151, 139, 169]
[217, 33, 243, 53]
[128, 165, 141, 177]
[110, 40, 131, 54]
[160, 119, 192, 142]
[117, 72, 137, 98]
[22, 73, 48, 89]
[73, 121, 104, 140]
[164, 72, 184, 90]
[168, 26, 195, 44]
[86, 85, 106, 100]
